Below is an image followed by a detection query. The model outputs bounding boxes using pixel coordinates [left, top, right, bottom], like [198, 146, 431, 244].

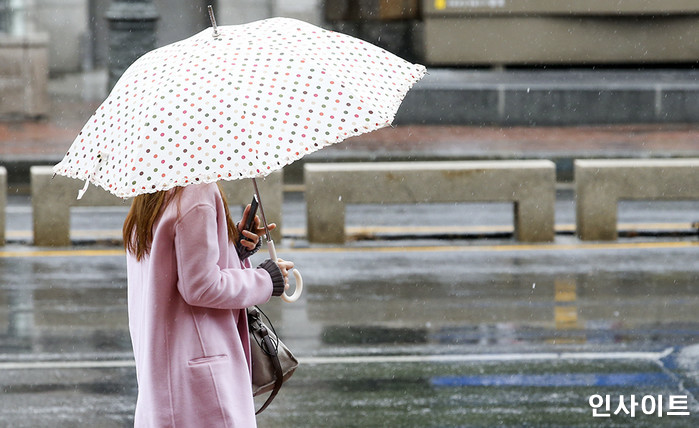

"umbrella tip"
[207, 5, 219, 37]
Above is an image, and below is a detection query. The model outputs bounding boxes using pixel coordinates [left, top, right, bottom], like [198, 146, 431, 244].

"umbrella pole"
[207, 5, 219, 37]
[251, 178, 303, 303]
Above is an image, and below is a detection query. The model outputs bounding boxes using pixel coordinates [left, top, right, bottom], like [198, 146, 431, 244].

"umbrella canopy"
[53, 17, 426, 199]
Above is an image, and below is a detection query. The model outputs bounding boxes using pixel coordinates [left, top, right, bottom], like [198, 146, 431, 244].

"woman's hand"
[276, 258, 295, 290]
[238, 203, 276, 251]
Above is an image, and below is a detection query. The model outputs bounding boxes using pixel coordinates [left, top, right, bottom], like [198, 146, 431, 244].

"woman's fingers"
[255, 221, 276, 236]
[239, 204, 251, 232]
[240, 230, 259, 248]
[277, 258, 294, 270]
[276, 258, 295, 291]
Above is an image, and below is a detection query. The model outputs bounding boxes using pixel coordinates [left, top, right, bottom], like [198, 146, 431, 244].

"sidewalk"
[1, 70, 698, 186]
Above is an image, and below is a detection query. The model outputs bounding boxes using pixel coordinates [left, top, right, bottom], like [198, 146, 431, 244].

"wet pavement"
[1, 70, 699, 426]
[1, 191, 698, 427]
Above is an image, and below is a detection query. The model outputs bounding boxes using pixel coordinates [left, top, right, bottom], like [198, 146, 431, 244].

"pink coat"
[126, 183, 274, 427]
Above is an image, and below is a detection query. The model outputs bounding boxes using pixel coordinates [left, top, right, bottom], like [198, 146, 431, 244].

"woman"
[123, 181, 293, 427]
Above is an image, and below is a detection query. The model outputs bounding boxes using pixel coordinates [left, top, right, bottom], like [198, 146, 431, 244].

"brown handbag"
[248, 306, 299, 414]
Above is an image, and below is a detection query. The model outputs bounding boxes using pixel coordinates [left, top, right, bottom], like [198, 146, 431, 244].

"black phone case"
[242, 196, 259, 239]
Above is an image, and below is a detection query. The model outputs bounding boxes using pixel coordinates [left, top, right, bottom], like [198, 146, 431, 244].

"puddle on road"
[0, 249, 698, 426]
[257, 359, 696, 428]
[1, 264, 698, 355]
[304, 270, 699, 354]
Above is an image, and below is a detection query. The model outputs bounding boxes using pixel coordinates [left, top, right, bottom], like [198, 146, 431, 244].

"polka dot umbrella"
[53, 9, 426, 301]
[54, 15, 425, 200]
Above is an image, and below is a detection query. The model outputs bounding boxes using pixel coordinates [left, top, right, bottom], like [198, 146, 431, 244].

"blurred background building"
[0, 0, 698, 118]
[0, 0, 322, 75]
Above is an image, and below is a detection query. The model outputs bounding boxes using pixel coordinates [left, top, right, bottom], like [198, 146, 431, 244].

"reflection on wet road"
[1, 240, 698, 426]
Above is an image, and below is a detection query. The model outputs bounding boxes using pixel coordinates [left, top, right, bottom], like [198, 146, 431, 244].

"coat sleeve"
[174, 203, 273, 309]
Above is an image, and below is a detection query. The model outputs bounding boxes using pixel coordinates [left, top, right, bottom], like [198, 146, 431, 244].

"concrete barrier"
[0, 33, 49, 117]
[305, 161, 556, 243]
[30, 166, 283, 246]
[575, 159, 699, 241]
[0, 166, 6, 246]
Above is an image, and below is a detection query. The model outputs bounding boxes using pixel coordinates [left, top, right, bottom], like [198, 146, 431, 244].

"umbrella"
[53, 7, 426, 302]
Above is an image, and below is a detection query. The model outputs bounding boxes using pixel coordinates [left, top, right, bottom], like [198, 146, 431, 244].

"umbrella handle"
[266, 240, 303, 303]
[283, 269, 304, 303]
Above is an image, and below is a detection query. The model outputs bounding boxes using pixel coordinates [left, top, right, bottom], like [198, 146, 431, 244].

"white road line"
[300, 348, 674, 365]
[0, 360, 136, 370]
[0, 348, 673, 370]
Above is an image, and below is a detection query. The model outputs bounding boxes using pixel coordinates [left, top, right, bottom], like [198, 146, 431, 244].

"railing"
[0, 160, 696, 246]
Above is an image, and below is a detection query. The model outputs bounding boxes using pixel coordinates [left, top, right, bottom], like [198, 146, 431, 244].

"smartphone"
[242, 195, 259, 240]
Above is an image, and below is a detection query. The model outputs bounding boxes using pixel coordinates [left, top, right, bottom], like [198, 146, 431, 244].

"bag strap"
[250, 306, 285, 415]
[255, 332, 284, 415]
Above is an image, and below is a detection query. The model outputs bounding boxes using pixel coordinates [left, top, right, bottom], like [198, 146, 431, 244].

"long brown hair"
[123, 183, 239, 261]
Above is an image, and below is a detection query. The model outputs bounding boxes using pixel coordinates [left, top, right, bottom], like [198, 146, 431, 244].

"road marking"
[0, 241, 697, 259]
[431, 373, 673, 388]
[300, 348, 674, 365]
[0, 249, 125, 258]
[0, 348, 674, 370]
[6, 230, 123, 239]
[281, 241, 699, 255]
[0, 360, 135, 370]
[287, 222, 697, 236]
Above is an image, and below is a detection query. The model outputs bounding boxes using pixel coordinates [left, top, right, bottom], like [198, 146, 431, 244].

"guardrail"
[575, 159, 699, 241]
[0, 160, 695, 246]
[304, 161, 557, 243]
[30, 166, 283, 246]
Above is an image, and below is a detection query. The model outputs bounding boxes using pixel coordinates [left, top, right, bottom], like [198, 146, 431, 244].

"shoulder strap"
[255, 333, 284, 414]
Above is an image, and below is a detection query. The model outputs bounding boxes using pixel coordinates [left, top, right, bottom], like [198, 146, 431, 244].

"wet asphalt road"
[1, 191, 698, 427]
